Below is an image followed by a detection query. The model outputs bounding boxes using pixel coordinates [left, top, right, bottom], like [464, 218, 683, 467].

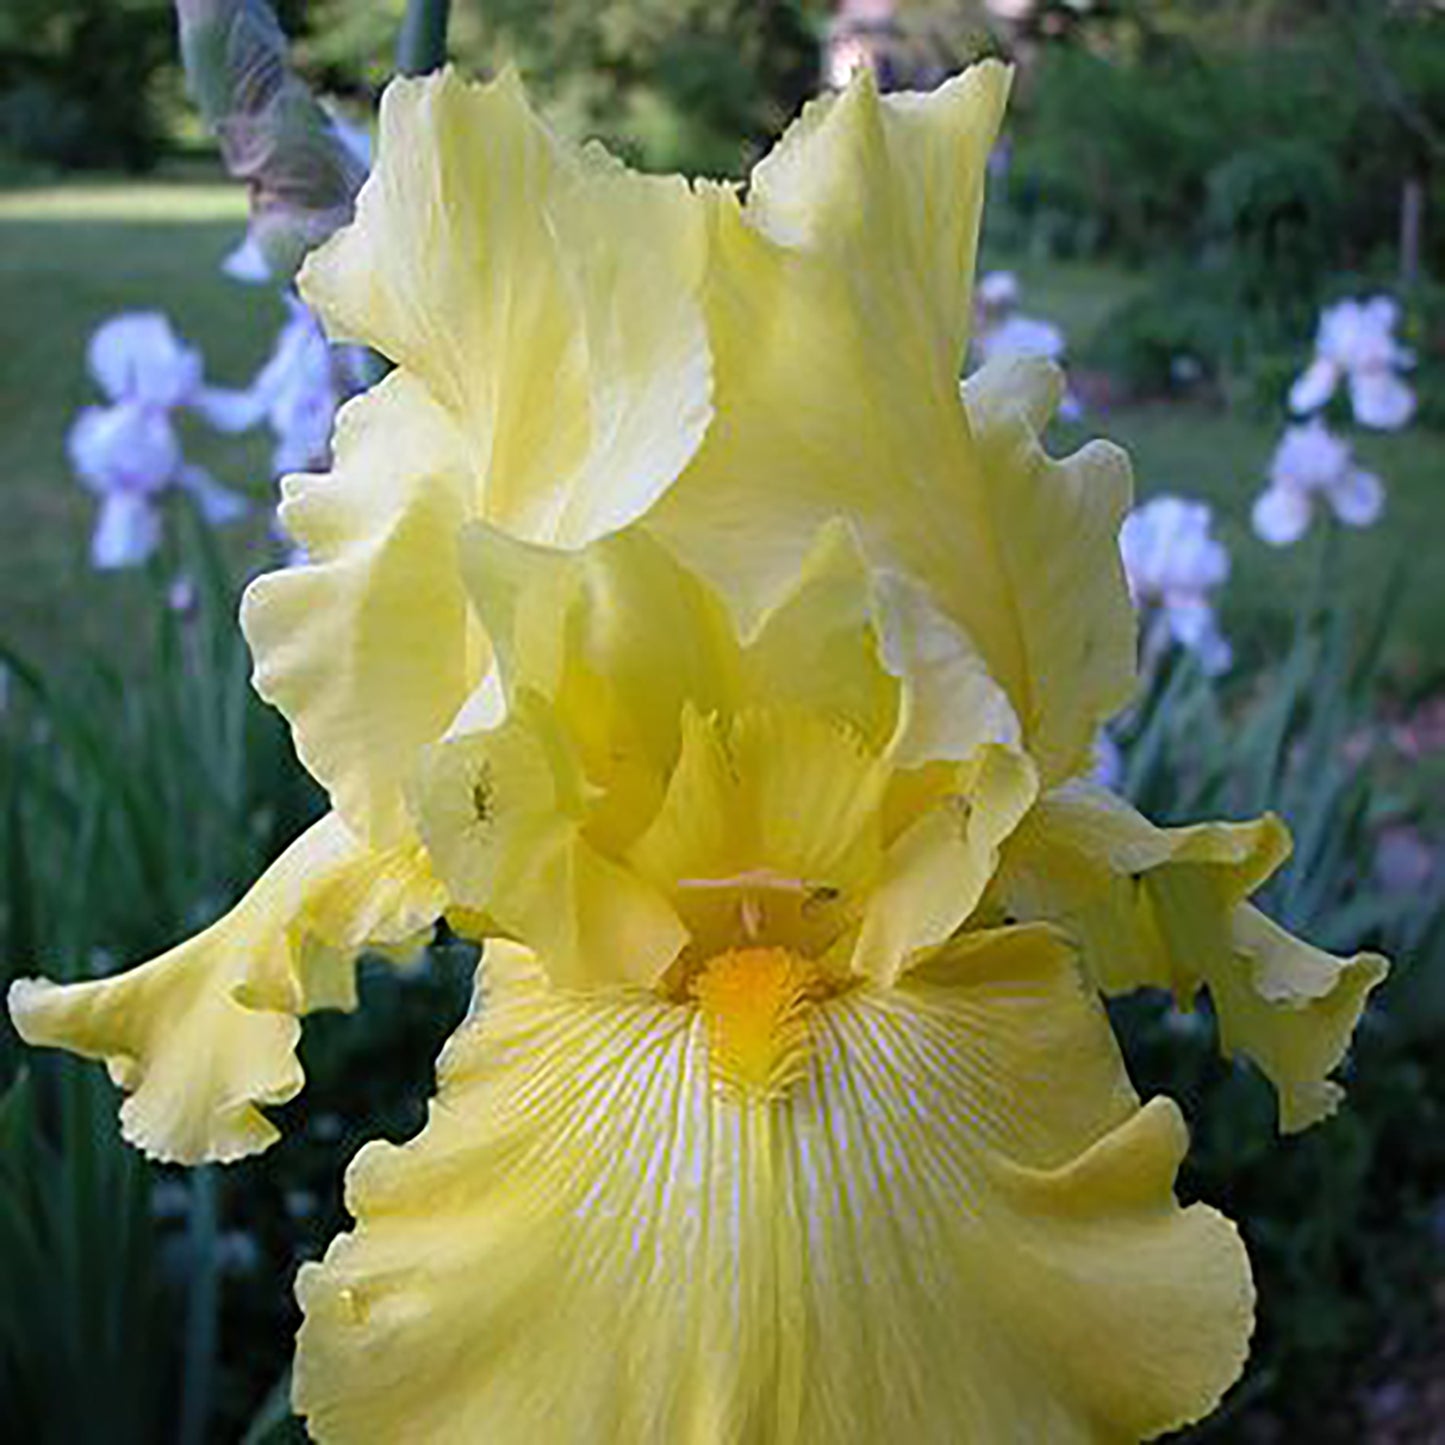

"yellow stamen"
[691, 947, 817, 1099]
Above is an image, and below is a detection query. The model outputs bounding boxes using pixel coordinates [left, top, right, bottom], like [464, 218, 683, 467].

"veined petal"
[960, 356, 1137, 783]
[1214, 906, 1389, 1131]
[741, 520, 898, 752]
[459, 523, 742, 785]
[413, 693, 687, 989]
[300, 67, 710, 544]
[241, 373, 476, 845]
[994, 783, 1387, 1129]
[628, 704, 890, 914]
[852, 742, 1038, 984]
[295, 931, 1251, 1443]
[651, 71, 1132, 787]
[6, 814, 444, 1164]
[651, 66, 1012, 651]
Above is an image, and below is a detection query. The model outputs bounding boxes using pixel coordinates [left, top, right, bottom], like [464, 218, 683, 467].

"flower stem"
[396, 0, 452, 77]
[178, 1166, 220, 1445]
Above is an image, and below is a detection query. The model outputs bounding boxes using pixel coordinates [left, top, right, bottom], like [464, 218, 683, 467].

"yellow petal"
[628, 704, 891, 893]
[996, 783, 1387, 1129]
[852, 742, 1038, 984]
[741, 519, 898, 752]
[747, 65, 1008, 377]
[6, 814, 444, 1164]
[291, 832, 448, 1012]
[961, 355, 1138, 783]
[459, 523, 742, 788]
[1207, 905, 1389, 1131]
[242, 372, 476, 845]
[650, 68, 1132, 787]
[651, 65, 1012, 652]
[294, 931, 1252, 1443]
[875, 568, 1023, 768]
[412, 692, 687, 989]
[251, 69, 711, 843]
[301, 67, 710, 545]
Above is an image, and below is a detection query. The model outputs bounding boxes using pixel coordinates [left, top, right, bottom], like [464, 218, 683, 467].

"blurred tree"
[988, 0, 1444, 291]
[0, 0, 176, 170]
[300, 0, 827, 176]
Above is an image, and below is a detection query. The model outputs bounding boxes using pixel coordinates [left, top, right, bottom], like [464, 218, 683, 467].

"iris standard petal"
[960, 354, 1137, 784]
[242, 372, 476, 845]
[6, 813, 444, 1163]
[299, 66, 710, 544]
[294, 932, 1252, 1444]
[1287, 355, 1339, 416]
[86, 311, 203, 408]
[874, 568, 1023, 767]
[248, 68, 713, 846]
[993, 783, 1387, 1129]
[651, 66, 1011, 646]
[651, 72, 1134, 788]
[740, 520, 898, 752]
[459, 523, 742, 785]
[413, 691, 688, 990]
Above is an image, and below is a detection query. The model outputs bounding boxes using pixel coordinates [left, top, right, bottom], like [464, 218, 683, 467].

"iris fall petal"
[994, 783, 1386, 1129]
[6, 813, 444, 1163]
[295, 932, 1252, 1444]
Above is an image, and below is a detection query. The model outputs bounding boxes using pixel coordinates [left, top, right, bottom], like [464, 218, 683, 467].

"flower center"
[689, 947, 827, 1100]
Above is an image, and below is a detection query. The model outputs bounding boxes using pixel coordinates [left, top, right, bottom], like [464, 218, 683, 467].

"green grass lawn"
[0, 179, 1440, 674]
[0, 177, 284, 663]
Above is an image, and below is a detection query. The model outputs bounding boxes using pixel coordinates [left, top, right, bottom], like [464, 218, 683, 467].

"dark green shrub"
[1084, 266, 1239, 398]
[300, 0, 826, 178]
[1205, 138, 1342, 321]
[0, 0, 176, 171]
[1000, 6, 1444, 330]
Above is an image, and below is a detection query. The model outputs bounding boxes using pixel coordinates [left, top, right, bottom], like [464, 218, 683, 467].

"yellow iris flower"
[7, 62, 1385, 1441]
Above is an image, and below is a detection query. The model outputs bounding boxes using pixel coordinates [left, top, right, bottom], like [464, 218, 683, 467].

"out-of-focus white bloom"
[245, 295, 350, 475]
[977, 312, 1066, 364]
[221, 232, 272, 283]
[1170, 354, 1204, 386]
[286, 1188, 320, 1220]
[1119, 495, 1232, 674]
[217, 1230, 262, 1276]
[1090, 730, 1123, 790]
[68, 313, 251, 569]
[167, 575, 199, 616]
[1289, 296, 1416, 430]
[149, 1180, 192, 1221]
[1253, 418, 1384, 547]
[977, 269, 1020, 311]
[973, 271, 1081, 417]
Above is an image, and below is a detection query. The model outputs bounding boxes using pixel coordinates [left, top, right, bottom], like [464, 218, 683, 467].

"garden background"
[0, 1, 1442, 1440]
